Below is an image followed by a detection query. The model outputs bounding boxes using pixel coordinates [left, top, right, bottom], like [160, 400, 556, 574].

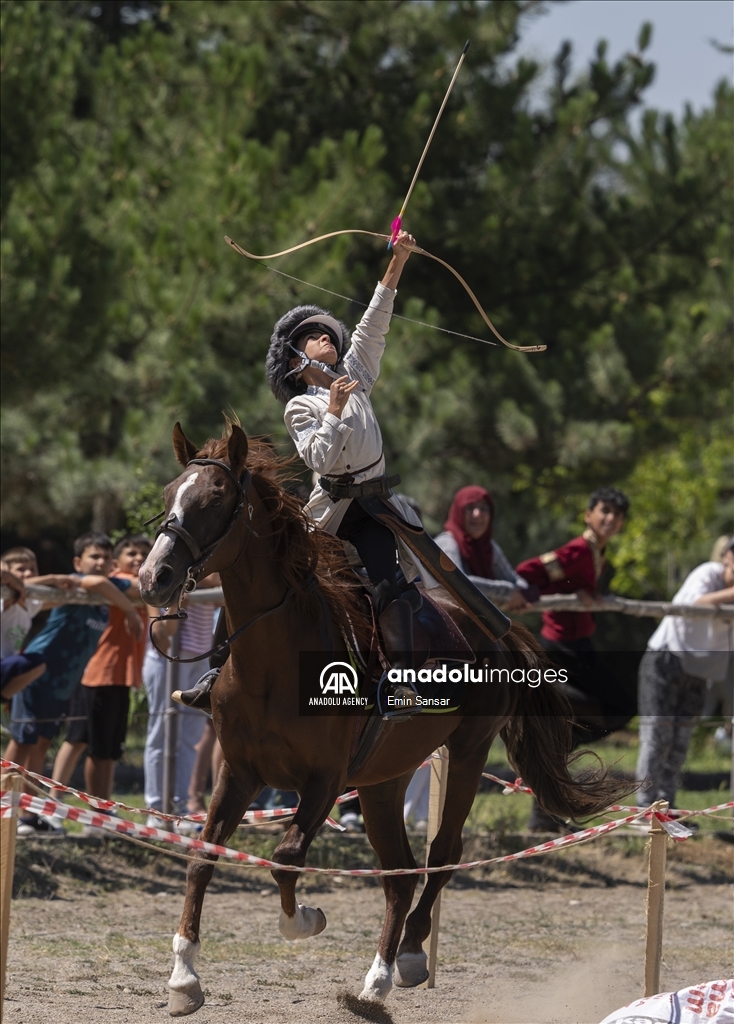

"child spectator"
[516, 486, 633, 830]
[2, 533, 142, 836]
[636, 538, 734, 809]
[1, 549, 77, 701]
[143, 577, 221, 831]
[51, 535, 151, 825]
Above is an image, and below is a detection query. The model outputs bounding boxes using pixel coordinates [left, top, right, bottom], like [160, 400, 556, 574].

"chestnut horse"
[139, 422, 626, 1017]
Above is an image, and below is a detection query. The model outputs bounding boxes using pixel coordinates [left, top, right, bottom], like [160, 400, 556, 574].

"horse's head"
[139, 422, 250, 608]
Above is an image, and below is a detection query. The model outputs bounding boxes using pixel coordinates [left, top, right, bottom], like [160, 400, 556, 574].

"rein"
[149, 587, 296, 664]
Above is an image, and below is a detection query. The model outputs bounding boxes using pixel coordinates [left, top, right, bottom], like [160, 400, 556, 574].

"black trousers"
[336, 499, 400, 605]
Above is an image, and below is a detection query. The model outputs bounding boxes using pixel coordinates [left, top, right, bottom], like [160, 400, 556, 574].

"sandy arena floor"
[3, 834, 732, 1024]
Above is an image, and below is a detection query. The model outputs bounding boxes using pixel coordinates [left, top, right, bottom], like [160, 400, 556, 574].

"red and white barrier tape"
[1, 789, 657, 875]
[0, 758, 356, 831]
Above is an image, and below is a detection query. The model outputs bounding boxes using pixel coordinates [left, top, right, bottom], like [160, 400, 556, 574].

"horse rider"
[176, 231, 510, 715]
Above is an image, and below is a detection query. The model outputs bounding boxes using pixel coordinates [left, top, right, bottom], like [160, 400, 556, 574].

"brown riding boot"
[378, 598, 418, 719]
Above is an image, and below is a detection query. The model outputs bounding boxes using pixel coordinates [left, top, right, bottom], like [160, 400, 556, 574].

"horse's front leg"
[169, 759, 261, 1017]
[271, 779, 340, 941]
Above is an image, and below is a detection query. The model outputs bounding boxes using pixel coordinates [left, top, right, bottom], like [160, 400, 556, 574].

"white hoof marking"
[168, 934, 204, 1016]
[359, 953, 393, 1002]
[394, 950, 429, 988]
[278, 903, 327, 941]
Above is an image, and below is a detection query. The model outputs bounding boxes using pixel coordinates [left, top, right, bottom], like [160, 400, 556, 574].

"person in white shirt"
[636, 538, 734, 807]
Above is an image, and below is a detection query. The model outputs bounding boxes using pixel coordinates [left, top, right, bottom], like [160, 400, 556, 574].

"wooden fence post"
[644, 799, 669, 997]
[1, 771, 22, 1023]
[425, 746, 449, 989]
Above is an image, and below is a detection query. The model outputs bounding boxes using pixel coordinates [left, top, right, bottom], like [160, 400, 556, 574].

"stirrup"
[172, 667, 219, 715]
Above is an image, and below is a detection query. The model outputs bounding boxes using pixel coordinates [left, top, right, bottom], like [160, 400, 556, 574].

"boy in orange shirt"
[53, 535, 151, 808]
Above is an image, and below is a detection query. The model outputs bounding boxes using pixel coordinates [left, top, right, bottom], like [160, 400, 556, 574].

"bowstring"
[259, 263, 498, 348]
[225, 232, 546, 353]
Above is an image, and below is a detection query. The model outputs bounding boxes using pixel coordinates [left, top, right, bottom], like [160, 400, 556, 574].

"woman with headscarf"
[435, 486, 532, 613]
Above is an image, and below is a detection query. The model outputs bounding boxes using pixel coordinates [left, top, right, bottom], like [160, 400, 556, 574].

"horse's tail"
[499, 623, 633, 820]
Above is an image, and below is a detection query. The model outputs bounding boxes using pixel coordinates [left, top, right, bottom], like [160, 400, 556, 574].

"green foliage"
[1, 0, 731, 596]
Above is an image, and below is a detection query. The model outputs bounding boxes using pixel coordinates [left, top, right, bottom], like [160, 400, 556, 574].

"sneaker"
[340, 811, 365, 833]
[17, 815, 64, 838]
[174, 817, 202, 836]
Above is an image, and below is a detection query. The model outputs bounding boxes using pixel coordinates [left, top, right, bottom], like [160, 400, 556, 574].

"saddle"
[342, 575, 476, 779]
[348, 573, 475, 679]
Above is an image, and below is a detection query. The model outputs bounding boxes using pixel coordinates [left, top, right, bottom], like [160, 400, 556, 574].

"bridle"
[148, 457, 257, 661]
[155, 458, 254, 581]
[147, 456, 334, 665]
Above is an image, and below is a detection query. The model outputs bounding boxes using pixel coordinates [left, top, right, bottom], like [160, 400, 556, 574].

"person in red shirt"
[516, 487, 632, 830]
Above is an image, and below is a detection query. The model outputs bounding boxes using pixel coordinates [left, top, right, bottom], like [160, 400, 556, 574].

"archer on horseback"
[177, 231, 512, 715]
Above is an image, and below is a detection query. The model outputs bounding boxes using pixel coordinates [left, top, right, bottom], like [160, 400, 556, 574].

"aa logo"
[319, 661, 358, 695]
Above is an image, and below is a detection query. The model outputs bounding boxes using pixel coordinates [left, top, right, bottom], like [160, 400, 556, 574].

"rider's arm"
[285, 396, 352, 476]
[343, 233, 414, 395]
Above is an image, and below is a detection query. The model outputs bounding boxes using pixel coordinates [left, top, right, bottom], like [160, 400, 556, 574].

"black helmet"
[266, 305, 350, 404]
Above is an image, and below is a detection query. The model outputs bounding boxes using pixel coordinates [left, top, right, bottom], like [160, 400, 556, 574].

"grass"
[4, 711, 731, 841]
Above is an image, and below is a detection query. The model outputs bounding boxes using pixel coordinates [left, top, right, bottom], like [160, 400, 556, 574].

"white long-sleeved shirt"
[283, 281, 424, 582]
[647, 561, 732, 681]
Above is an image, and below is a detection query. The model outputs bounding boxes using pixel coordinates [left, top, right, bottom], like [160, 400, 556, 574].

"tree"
[2, 1, 731, 596]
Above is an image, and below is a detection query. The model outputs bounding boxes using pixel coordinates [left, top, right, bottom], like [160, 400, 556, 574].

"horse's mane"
[197, 428, 371, 644]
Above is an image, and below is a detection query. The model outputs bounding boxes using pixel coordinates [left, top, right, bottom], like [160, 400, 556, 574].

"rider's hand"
[391, 230, 416, 262]
[328, 375, 359, 419]
[124, 608, 144, 641]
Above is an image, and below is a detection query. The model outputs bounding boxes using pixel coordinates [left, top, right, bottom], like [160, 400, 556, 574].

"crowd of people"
[1, 484, 732, 837]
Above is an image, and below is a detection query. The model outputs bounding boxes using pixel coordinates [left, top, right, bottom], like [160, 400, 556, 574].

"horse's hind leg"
[169, 760, 260, 1017]
[356, 775, 419, 1002]
[271, 779, 341, 942]
[397, 739, 489, 975]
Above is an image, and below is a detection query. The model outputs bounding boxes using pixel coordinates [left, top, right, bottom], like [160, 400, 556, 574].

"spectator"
[516, 486, 633, 830]
[3, 533, 142, 836]
[1, 549, 77, 702]
[187, 718, 223, 817]
[435, 486, 531, 613]
[50, 535, 151, 831]
[403, 761, 430, 831]
[636, 538, 734, 809]
[143, 577, 221, 831]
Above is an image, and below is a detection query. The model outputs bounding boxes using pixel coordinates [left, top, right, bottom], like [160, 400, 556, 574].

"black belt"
[319, 474, 401, 500]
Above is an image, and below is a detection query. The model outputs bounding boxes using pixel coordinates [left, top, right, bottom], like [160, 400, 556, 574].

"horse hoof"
[394, 950, 428, 988]
[359, 953, 393, 1002]
[168, 986, 204, 1017]
[279, 904, 327, 940]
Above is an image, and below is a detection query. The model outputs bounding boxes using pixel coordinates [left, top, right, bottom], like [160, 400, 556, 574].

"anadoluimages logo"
[319, 661, 358, 695]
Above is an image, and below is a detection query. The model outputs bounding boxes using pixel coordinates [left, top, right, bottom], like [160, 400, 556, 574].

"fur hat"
[266, 304, 351, 405]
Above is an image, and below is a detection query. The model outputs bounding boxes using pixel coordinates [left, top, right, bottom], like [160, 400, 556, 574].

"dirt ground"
[3, 833, 732, 1024]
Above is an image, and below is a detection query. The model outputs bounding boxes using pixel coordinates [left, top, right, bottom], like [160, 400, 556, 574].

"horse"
[138, 421, 628, 1017]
